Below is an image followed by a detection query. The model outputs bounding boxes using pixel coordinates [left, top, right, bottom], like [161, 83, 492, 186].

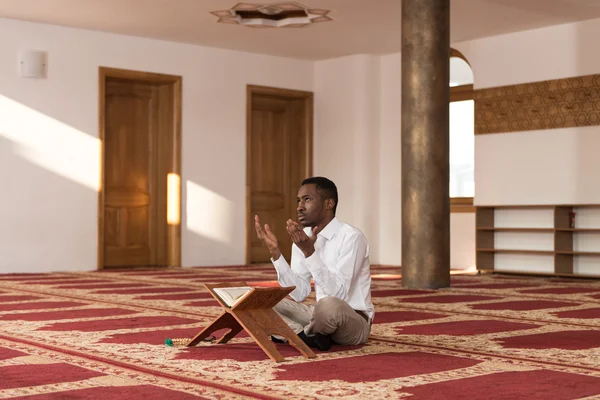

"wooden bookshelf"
[476, 204, 600, 277]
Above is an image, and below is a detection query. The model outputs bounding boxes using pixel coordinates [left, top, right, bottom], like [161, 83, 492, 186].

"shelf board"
[492, 205, 554, 210]
[476, 204, 600, 208]
[476, 227, 553, 232]
[477, 227, 600, 233]
[556, 251, 600, 256]
[485, 270, 600, 279]
[478, 249, 600, 256]
[476, 248, 554, 255]
[555, 228, 600, 233]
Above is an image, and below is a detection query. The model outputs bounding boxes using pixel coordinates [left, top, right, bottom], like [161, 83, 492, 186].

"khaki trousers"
[273, 296, 371, 346]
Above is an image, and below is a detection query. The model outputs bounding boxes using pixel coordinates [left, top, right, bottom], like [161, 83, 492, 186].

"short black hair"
[301, 176, 338, 215]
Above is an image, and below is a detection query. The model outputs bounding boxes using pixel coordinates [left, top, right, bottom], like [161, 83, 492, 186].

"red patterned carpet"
[1, 265, 600, 399]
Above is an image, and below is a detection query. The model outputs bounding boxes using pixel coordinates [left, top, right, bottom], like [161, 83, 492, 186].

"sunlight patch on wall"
[167, 173, 181, 225]
[186, 181, 234, 244]
[0, 95, 100, 190]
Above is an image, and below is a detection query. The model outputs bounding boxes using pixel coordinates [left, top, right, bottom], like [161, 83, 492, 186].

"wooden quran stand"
[186, 282, 317, 363]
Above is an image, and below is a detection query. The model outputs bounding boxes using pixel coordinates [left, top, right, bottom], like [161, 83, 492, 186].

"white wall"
[378, 53, 402, 265]
[318, 16, 600, 268]
[451, 213, 476, 269]
[0, 18, 313, 273]
[7, 15, 598, 273]
[314, 54, 381, 263]
[454, 17, 600, 206]
[452, 17, 600, 275]
[474, 127, 600, 205]
[314, 17, 600, 269]
[315, 52, 475, 269]
[315, 20, 600, 268]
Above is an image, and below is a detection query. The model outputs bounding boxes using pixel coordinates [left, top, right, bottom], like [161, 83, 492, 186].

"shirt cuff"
[271, 255, 291, 280]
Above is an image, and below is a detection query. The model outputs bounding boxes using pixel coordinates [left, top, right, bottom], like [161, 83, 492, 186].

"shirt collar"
[313, 217, 341, 240]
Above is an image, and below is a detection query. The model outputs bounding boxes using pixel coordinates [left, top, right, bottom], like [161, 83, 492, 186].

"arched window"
[449, 49, 474, 212]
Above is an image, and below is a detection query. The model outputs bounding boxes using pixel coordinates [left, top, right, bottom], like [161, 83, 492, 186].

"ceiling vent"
[211, 2, 333, 28]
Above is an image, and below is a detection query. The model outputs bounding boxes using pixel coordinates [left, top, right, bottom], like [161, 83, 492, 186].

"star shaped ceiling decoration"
[211, 2, 333, 28]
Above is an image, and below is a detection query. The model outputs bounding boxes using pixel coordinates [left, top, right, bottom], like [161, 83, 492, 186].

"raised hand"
[286, 219, 320, 258]
[255, 215, 282, 260]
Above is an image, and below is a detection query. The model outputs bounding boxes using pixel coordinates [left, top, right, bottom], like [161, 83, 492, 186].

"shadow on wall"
[182, 180, 243, 267]
[0, 94, 100, 190]
[0, 134, 97, 273]
[0, 93, 243, 272]
[0, 69, 97, 138]
[0, 92, 101, 273]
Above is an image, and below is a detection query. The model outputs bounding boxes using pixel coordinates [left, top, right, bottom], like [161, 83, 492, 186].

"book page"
[213, 286, 252, 307]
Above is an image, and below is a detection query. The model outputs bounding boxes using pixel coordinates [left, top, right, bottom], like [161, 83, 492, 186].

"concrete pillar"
[401, 0, 451, 288]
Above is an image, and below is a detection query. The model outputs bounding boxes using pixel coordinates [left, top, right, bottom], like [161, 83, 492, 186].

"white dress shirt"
[271, 217, 374, 320]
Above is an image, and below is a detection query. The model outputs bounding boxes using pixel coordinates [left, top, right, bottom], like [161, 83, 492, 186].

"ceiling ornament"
[211, 2, 333, 28]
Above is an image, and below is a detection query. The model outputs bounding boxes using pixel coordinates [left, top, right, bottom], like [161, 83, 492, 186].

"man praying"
[254, 176, 374, 351]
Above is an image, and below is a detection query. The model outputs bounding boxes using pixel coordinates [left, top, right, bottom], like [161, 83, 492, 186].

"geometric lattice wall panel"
[474, 74, 600, 134]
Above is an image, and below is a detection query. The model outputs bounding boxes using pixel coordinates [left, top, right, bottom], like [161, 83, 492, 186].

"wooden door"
[99, 67, 182, 270]
[247, 86, 313, 264]
[103, 78, 160, 267]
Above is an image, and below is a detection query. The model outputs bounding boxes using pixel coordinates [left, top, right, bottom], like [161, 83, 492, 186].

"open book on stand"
[212, 286, 253, 307]
[186, 282, 316, 362]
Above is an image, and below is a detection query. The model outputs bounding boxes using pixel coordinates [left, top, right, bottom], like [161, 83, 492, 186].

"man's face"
[296, 184, 326, 227]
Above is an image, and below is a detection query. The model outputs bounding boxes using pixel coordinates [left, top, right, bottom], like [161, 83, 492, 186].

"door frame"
[98, 66, 182, 270]
[245, 84, 314, 264]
